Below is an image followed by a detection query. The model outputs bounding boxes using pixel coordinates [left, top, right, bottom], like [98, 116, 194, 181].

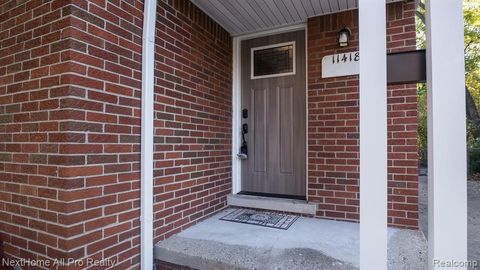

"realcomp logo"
[433, 259, 479, 268]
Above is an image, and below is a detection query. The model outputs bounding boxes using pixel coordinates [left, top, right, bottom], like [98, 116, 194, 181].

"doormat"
[220, 208, 299, 230]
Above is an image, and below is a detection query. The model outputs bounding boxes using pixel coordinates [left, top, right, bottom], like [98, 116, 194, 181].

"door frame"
[231, 23, 308, 199]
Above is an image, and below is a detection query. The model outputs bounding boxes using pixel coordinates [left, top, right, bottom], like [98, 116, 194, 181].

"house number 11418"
[332, 52, 360, 64]
[321, 51, 360, 78]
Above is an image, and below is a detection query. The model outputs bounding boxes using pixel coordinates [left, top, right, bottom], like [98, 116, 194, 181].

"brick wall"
[1, 0, 231, 269]
[152, 0, 232, 242]
[51, 0, 146, 268]
[307, 1, 419, 228]
[0, 0, 97, 267]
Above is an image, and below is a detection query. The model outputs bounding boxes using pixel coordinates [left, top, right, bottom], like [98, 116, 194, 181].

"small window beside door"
[251, 41, 295, 79]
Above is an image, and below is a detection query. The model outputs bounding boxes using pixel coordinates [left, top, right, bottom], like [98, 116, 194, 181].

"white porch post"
[358, 0, 387, 269]
[426, 1, 468, 269]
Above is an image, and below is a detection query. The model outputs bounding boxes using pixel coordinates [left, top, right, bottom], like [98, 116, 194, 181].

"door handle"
[237, 124, 248, 160]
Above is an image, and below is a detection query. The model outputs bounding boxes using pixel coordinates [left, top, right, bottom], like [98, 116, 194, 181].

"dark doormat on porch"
[220, 208, 299, 230]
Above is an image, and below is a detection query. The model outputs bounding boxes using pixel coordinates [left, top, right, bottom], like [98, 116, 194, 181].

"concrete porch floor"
[154, 208, 427, 270]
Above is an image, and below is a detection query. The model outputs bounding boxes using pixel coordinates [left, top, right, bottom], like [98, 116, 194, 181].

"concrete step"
[154, 209, 427, 270]
[227, 194, 317, 215]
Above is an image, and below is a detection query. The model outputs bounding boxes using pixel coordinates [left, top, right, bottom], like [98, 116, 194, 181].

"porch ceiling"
[190, 0, 404, 36]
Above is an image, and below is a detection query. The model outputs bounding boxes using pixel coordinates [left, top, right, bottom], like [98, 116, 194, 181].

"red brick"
[307, 2, 418, 229]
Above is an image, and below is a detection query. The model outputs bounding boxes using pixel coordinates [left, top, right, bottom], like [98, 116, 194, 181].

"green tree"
[416, 0, 480, 152]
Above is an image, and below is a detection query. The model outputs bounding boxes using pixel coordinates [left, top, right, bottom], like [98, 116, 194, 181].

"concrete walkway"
[155, 208, 427, 270]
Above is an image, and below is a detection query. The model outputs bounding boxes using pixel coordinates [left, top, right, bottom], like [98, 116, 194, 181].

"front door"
[240, 30, 306, 198]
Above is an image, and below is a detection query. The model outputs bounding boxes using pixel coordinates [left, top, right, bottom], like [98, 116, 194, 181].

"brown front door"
[240, 30, 306, 198]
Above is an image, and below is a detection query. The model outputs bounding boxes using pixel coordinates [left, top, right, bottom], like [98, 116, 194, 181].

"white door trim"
[231, 23, 308, 199]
